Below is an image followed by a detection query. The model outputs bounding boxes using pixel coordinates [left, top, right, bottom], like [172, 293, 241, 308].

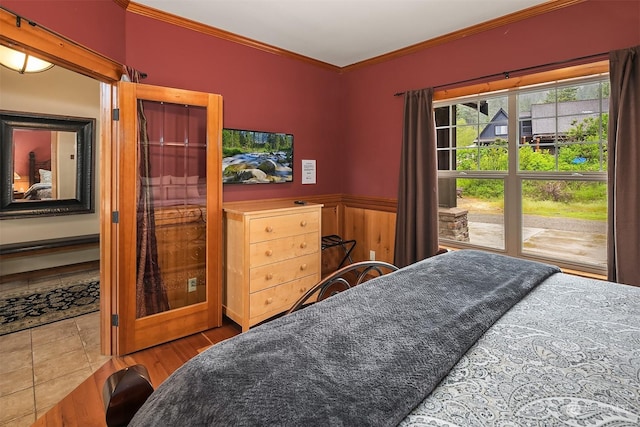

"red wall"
[123, 14, 346, 202]
[1, 0, 126, 64]
[3, 0, 639, 202]
[341, 0, 640, 198]
[13, 129, 50, 178]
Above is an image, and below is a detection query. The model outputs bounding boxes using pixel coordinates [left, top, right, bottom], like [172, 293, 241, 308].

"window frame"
[433, 63, 609, 275]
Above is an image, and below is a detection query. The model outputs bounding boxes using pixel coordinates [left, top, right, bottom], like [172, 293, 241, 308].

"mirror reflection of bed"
[12, 129, 78, 202]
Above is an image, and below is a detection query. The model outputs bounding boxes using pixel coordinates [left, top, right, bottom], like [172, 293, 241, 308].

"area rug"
[0, 278, 100, 336]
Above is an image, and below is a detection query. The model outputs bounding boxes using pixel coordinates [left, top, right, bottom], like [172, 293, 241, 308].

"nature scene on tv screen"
[222, 129, 293, 184]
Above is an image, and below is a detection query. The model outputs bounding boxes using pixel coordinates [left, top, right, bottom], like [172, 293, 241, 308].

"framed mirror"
[0, 110, 95, 219]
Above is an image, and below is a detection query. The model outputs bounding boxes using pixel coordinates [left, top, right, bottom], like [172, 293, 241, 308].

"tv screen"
[222, 128, 293, 184]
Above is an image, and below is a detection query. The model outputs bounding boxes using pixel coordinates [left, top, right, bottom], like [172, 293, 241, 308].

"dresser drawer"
[250, 253, 319, 293]
[249, 275, 319, 321]
[249, 232, 319, 268]
[249, 211, 319, 243]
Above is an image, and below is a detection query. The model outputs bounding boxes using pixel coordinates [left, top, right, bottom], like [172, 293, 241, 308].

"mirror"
[0, 110, 95, 218]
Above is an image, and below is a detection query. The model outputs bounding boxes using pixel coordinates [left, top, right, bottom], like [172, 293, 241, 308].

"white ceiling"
[134, 0, 551, 67]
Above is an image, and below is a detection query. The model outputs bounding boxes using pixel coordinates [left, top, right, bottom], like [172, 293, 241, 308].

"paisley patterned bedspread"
[402, 273, 640, 426]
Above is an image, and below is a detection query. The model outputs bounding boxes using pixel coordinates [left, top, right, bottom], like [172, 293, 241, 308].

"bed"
[22, 151, 52, 200]
[129, 250, 640, 426]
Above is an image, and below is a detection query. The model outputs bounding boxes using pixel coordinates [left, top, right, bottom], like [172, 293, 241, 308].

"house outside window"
[434, 74, 608, 275]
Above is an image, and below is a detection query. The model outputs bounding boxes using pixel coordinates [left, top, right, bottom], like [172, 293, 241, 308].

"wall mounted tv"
[222, 128, 293, 184]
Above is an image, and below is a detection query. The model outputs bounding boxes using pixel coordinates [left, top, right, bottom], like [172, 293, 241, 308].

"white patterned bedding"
[402, 273, 640, 426]
[23, 182, 52, 200]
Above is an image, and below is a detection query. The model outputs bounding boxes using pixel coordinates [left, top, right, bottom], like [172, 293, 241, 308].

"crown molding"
[343, 0, 587, 72]
[124, 1, 341, 72]
[120, 0, 586, 74]
[112, 0, 129, 9]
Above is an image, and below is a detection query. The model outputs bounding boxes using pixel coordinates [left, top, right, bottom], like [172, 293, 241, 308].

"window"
[495, 125, 508, 136]
[435, 73, 608, 274]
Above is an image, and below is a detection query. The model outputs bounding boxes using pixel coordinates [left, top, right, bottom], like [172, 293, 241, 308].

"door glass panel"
[521, 179, 607, 268]
[438, 177, 505, 250]
[136, 100, 207, 318]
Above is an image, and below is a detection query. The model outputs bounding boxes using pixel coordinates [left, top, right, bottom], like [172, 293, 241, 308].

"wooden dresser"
[223, 200, 322, 331]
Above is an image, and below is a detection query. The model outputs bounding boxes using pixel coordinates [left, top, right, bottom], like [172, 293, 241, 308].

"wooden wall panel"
[343, 207, 396, 264]
[244, 194, 399, 274]
[320, 204, 341, 276]
[321, 205, 339, 236]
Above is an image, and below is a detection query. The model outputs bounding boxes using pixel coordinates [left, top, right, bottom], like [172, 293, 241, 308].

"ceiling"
[133, 0, 551, 68]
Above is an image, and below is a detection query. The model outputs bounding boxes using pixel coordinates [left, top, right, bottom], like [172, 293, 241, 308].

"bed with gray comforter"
[130, 250, 640, 426]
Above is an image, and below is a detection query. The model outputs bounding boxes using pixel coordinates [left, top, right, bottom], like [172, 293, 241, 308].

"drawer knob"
[300, 242, 307, 249]
[299, 287, 307, 293]
[266, 297, 273, 305]
[300, 220, 307, 227]
[266, 273, 273, 280]
[265, 249, 273, 257]
[265, 226, 273, 233]
[300, 263, 307, 271]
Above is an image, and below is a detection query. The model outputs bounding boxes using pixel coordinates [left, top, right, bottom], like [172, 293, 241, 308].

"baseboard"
[0, 260, 100, 284]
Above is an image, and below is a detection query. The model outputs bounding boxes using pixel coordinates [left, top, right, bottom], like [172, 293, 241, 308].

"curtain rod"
[394, 51, 608, 97]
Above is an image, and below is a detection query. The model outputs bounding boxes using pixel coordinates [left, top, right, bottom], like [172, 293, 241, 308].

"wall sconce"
[0, 44, 54, 73]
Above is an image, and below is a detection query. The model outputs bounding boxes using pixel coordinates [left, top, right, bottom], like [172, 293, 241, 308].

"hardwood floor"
[32, 318, 241, 427]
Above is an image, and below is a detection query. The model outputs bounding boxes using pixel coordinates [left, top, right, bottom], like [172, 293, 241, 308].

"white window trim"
[434, 73, 608, 275]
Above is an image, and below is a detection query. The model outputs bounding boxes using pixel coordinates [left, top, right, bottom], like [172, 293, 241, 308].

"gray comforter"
[130, 250, 559, 426]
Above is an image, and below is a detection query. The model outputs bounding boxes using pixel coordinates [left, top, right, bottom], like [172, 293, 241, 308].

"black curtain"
[124, 66, 170, 316]
[608, 46, 640, 287]
[394, 89, 439, 268]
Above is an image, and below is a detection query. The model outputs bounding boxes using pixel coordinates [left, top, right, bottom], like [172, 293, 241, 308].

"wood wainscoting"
[295, 194, 398, 274]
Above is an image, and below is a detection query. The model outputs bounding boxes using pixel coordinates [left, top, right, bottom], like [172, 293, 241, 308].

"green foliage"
[564, 181, 607, 203]
[456, 112, 608, 175]
[521, 198, 607, 221]
[455, 120, 478, 147]
[457, 178, 504, 199]
[557, 143, 607, 172]
[523, 181, 572, 202]
[545, 87, 578, 103]
[222, 147, 244, 157]
[479, 146, 508, 171]
[222, 129, 293, 156]
[567, 114, 608, 142]
[446, 85, 609, 222]
[518, 146, 555, 171]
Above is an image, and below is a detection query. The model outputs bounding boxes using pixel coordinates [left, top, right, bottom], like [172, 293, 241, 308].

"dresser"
[223, 200, 322, 331]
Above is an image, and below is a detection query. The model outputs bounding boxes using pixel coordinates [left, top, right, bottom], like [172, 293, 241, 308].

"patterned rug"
[0, 278, 100, 336]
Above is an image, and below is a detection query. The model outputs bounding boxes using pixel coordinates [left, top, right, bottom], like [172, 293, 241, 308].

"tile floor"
[0, 271, 110, 426]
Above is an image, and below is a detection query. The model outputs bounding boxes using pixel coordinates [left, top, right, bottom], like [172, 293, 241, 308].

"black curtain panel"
[608, 46, 640, 287]
[124, 66, 170, 316]
[394, 88, 439, 268]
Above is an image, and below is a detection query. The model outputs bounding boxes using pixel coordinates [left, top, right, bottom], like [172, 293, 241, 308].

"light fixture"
[0, 44, 54, 74]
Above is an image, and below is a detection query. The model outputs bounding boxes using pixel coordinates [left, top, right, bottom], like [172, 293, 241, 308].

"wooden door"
[114, 82, 222, 355]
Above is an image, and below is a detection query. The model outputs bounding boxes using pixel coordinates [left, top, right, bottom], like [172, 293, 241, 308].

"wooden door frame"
[1, 7, 123, 355]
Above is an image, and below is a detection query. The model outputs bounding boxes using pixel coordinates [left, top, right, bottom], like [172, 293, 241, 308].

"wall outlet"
[369, 250, 376, 260]
[187, 277, 197, 292]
